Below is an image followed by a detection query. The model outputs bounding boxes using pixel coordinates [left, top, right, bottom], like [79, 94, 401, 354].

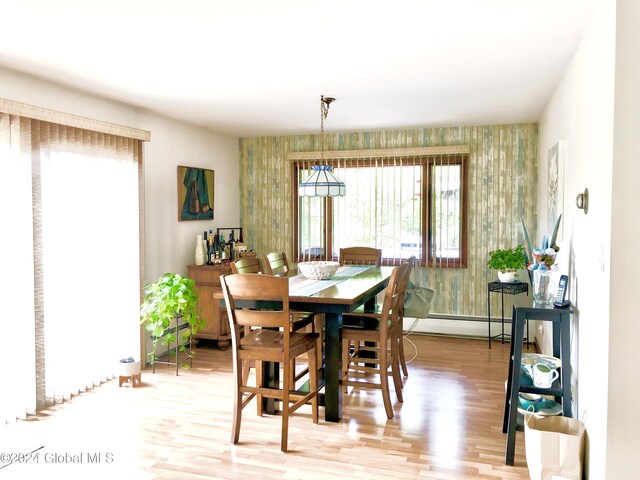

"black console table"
[503, 296, 573, 466]
[487, 281, 529, 348]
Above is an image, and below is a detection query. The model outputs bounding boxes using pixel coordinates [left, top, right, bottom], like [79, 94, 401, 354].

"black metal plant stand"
[151, 317, 193, 376]
[487, 281, 529, 348]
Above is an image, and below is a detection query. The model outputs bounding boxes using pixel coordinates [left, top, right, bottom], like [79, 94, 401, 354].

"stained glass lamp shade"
[298, 165, 346, 197]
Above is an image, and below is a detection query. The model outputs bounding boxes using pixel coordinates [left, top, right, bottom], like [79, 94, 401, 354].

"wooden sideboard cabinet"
[187, 264, 232, 350]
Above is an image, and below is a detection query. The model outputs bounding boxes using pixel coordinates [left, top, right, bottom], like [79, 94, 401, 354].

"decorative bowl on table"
[297, 261, 340, 280]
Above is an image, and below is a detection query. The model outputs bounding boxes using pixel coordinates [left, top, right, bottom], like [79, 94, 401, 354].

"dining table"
[219, 264, 395, 422]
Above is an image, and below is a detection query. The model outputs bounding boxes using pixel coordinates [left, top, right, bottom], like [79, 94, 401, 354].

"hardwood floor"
[2, 334, 530, 479]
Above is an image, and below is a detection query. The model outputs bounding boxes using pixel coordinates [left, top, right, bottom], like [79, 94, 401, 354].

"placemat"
[289, 265, 372, 296]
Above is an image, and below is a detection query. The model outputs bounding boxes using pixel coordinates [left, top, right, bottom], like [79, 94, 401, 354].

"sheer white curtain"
[1, 114, 142, 422]
[36, 124, 141, 402]
[0, 114, 37, 424]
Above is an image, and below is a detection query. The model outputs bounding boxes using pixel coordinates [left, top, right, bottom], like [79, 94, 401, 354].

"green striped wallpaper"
[238, 124, 538, 318]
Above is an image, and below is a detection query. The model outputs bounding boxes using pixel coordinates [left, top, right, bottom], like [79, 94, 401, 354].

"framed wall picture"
[177, 165, 214, 221]
[547, 140, 565, 239]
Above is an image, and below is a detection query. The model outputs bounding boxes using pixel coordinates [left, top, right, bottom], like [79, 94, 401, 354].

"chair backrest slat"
[234, 309, 289, 329]
[377, 266, 402, 335]
[221, 273, 290, 331]
[339, 247, 382, 267]
[230, 257, 264, 274]
[264, 251, 289, 276]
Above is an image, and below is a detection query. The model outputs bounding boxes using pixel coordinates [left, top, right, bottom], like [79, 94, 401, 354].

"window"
[294, 155, 467, 267]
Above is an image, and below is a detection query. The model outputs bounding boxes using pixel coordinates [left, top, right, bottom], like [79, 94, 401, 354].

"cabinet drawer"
[188, 265, 231, 286]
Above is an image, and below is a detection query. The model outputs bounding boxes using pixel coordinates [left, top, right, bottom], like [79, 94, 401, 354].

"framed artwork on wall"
[547, 140, 565, 239]
[177, 165, 215, 221]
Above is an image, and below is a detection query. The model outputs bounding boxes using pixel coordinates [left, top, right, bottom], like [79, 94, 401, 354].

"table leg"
[261, 361, 280, 414]
[488, 288, 492, 349]
[552, 319, 561, 359]
[560, 312, 572, 417]
[505, 311, 525, 466]
[501, 290, 505, 343]
[364, 296, 377, 311]
[323, 311, 343, 422]
[502, 309, 516, 433]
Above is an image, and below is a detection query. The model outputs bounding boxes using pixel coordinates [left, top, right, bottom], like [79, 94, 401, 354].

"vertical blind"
[0, 111, 144, 424]
[294, 153, 466, 268]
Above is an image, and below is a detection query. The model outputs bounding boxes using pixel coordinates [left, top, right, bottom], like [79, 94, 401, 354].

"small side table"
[487, 281, 529, 348]
[503, 297, 573, 465]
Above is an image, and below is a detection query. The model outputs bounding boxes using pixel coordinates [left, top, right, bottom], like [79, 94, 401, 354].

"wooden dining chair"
[263, 251, 290, 276]
[343, 256, 416, 380]
[339, 246, 382, 267]
[341, 264, 407, 419]
[232, 255, 318, 385]
[396, 256, 417, 377]
[230, 256, 263, 274]
[232, 255, 313, 331]
[221, 273, 319, 452]
[264, 251, 324, 367]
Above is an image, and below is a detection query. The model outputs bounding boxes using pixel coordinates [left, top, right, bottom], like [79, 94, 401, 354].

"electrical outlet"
[538, 324, 544, 335]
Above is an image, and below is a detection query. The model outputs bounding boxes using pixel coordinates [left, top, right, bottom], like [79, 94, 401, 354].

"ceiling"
[0, 0, 599, 137]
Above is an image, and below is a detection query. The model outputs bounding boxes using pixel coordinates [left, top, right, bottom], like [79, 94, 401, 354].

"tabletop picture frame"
[177, 165, 214, 221]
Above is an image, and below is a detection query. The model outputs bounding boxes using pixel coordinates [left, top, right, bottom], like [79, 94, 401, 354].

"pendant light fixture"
[298, 95, 346, 197]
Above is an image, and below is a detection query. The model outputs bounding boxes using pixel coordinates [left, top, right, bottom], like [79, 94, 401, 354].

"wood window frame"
[292, 155, 468, 268]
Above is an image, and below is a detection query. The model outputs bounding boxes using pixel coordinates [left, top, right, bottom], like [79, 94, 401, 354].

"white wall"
[140, 114, 239, 283]
[0, 66, 240, 285]
[536, 0, 616, 477]
[0, 66, 241, 358]
[606, 0, 640, 476]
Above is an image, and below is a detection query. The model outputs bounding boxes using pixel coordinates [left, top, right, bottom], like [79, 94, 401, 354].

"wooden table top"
[288, 265, 394, 304]
[214, 265, 394, 306]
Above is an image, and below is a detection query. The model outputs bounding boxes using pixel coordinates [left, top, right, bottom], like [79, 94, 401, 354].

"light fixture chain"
[320, 96, 325, 163]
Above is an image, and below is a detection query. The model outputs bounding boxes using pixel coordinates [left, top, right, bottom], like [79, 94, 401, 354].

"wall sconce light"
[576, 188, 589, 214]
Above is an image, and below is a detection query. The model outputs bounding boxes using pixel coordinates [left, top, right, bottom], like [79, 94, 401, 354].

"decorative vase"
[195, 234, 205, 265]
[532, 268, 553, 304]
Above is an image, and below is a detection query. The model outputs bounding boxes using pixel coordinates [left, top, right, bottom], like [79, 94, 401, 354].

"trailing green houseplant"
[140, 272, 204, 367]
[487, 245, 526, 282]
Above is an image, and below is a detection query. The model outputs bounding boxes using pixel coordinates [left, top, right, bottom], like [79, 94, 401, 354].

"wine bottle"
[228, 235, 235, 261]
[207, 231, 215, 264]
[206, 240, 213, 265]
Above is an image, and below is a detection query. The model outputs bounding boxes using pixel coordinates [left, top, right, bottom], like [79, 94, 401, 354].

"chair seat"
[342, 315, 386, 331]
[290, 311, 315, 331]
[347, 303, 385, 315]
[342, 321, 393, 343]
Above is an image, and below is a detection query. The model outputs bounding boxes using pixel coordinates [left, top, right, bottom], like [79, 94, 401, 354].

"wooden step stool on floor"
[119, 372, 142, 387]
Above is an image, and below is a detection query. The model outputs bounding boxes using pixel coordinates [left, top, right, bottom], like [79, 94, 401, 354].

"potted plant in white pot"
[487, 245, 526, 283]
[140, 272, 204, 370]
